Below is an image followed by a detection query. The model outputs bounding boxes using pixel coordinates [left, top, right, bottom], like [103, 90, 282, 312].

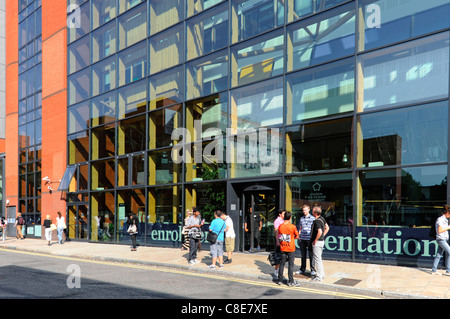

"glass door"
[67, 203, 89, 240]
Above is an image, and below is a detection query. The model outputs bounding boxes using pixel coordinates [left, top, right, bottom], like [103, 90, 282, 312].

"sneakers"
[208, 265, 216, 269]
[287, 281, 301, 287]
[295, 269, 304, 275]
[311, 277, 322, 282]
[189, 260, 196, 265]
[431, 271, 442, 275]
[310, 271, 317, 276]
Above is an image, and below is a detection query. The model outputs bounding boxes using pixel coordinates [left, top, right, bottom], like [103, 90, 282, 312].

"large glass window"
[287, 0, 349, 22]
[149, 24, 184, 75]
[149, 149, 182, 185]
[358, 32, 449, 111]
[92, 0, 116, 30]
[186, 3, 228, 61]
[149, 0, 184, 36]
[69, 36, 90, 75]
[91, 91, 116, 127]
[231, 30, 284, 87]
[231, 0, 284, 43]
[68, 2, 90, 43]
[148, 104, 183, 149]
[358, 165, 447, 228]
[185, 140, 227, 182]
[286, 117, 353, 173]
[91, 159, 116, 190]
[186, 50, 228, 100]
[186, 0, 225, 17]
[118, 3, 147, 50]
[148, 185, 182, 226]
[118, 79, 147, 119]
[230, 77, 283, 132]
[118, 41, 147, 87]
[287, 3, 355, 72]
[186, 94, 228, 141]
[358, 102, 448, 168]
[286, 58, 354, 124]
[119, 0, 145, 15]
[117, 115, 146, 155]
[91, 56, 116, 97]
[68, 101, 90, 134]
[68, 131, 90, 164]
[149, 66, 184, 110]
[91, 123, 116, 160]
[359, 0, 450, 52]
[69, 68, 90, 106]
[91, 21, 117, 64]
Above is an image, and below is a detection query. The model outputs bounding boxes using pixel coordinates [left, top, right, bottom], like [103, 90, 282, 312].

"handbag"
[207, 223, 225, 244]
[127, 224, 137, 234]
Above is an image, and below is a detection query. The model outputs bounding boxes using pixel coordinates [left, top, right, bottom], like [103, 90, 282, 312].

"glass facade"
[65, 0, 450, 266]
[18, 0, 42, 231]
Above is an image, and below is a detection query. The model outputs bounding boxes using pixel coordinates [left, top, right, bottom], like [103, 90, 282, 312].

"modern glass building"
[4, 0, 450, 267]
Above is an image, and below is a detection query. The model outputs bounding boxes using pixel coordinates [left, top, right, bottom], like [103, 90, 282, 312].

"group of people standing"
[274, 204, 329, 286]
[183, 207, 235, 268]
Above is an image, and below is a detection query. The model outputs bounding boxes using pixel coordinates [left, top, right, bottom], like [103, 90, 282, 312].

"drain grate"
[333, 278, 361, 286]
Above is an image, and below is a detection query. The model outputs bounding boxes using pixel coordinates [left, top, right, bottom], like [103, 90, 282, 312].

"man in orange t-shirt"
[276, 211, 300, 286]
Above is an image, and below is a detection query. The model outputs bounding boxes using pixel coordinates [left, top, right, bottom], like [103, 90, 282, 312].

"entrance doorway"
[229, 179, 281, 252]
[67, 203, 88, 240]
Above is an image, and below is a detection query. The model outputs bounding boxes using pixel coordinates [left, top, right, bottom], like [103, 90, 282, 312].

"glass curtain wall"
[18, 0, 42, 236]
[65, 0, 450, 264]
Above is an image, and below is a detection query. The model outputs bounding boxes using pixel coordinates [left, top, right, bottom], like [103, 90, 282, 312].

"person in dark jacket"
[127, 212, 139, 251]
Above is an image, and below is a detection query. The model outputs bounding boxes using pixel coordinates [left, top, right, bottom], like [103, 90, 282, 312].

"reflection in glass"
[91, 21, 116, 63]
[69, 68, 90, 105]
[186, 94, 228, 141]
[68, 131, 89, 164]
[92, 0, 116, 30]
[148, 185, 182, 224]
[69, 36, 90, 75]
[68, 101, 89, 134]
[185, 140, 227, 182]
[149, 0, 184, 35]
[68, 2, 90, 43]
[358, 102, 448, 167]
[119, 0, 145, 14]
[186, 3, 228, 61]
[118, 79, 147, 119]
[91, 159, 116, 190]
[91, 191, 114, 241]
[118, 41, 147, 87]
[232, 30, 284, 87]
[359, 0, 450, 52]
[359, 32, 449, 112]
[186, 0, 225, 17]
[91, 91, 116, 127]
[287, 0, 348, 22]
[117, 115, 146, 155]
[287, 3, 355, 71]
[186, 51, 228, 100]
[286, 117, 353, 173]
[149, 104, 183, 149]
[149, 66, 184, 110]
[149, 24, 183, 75]
[91, 123, 115, 160]
[286, 58, 354, 124]
[118, 3, 147, 50]
[231, 0, 284, 43]
[91, 56, 116, 97]
[358, 165, 447, 227]
[231, 78, 283, 132]
[149, 149, 182, 185]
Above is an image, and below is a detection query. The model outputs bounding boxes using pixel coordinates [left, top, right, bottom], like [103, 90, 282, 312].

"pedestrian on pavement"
[127, 211, 139, 251]
[222, 211, 235, 264]
[186, 207, 204, 265]
[0, 217, 7, 242]
[431, 205, 450, 275]
[245, 207, 262, 252]
[208, 210, 226, 269]
[56, 211, 66, 244]
[14, 212, 25, 240]
[276, 211, 300, 286]
[181, 209, 192, 251]
[43, 215, 53, 245]
[273, 209, 285, 278]
[296, 204, 316, 276]
[311, 206, 329, 282]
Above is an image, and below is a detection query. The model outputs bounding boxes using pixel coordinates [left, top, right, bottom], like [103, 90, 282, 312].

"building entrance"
[67, 203, 88, 240]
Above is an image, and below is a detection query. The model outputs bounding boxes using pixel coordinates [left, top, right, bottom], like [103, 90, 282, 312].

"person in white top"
[222, 212, 235, 264]
[56, 211, 66, 244]
[431, 205, 450, 275]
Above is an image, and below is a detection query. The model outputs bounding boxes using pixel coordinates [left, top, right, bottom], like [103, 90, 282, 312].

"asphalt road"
[0, 248, 381, 305]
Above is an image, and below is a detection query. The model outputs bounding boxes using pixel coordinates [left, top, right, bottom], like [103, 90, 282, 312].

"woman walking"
[56, 212, 66, 244]
[127, 211, 139, 251]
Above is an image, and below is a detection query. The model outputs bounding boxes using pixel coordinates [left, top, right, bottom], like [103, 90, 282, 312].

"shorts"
[225, 237, 235, 252]
[210, 240, 224, 258]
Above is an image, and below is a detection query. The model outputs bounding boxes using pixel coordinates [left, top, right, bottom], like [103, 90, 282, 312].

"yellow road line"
[0, 248, 379, 299]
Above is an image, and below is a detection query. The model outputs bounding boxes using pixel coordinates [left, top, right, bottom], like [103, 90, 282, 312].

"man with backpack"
[14, 212, 25, 240]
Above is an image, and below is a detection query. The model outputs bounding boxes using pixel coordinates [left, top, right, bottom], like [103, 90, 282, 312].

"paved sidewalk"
[1, 238, 449, 299]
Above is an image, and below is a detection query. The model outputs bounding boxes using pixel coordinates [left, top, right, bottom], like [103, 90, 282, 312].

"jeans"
[312, 240, 325, 280]
[432, 239, 450, 272]
[278, 251, 295, 283]
[57, 227, 64, 243]
[299, 239, 315, 272]
[131, 233, 137, 249]
[189, 237, 200, 261]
